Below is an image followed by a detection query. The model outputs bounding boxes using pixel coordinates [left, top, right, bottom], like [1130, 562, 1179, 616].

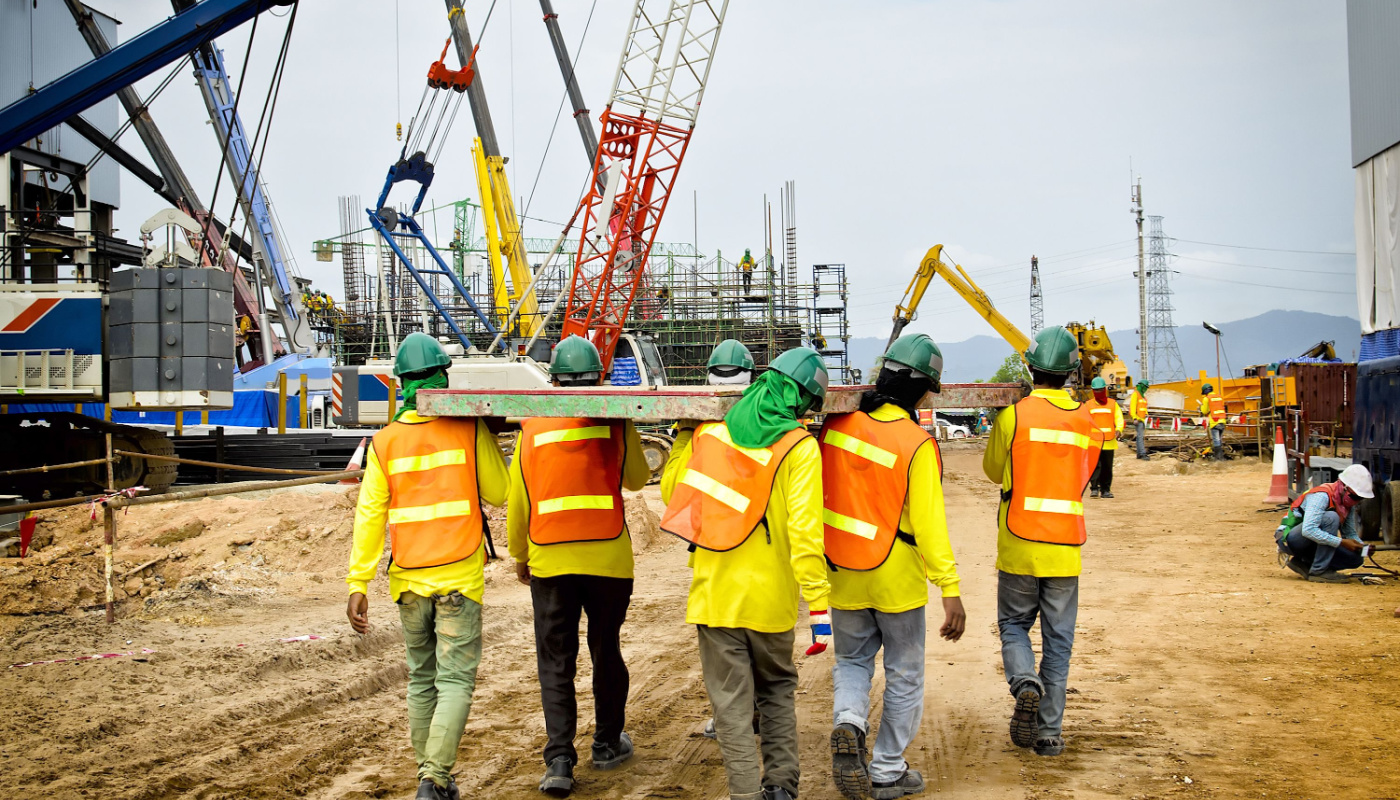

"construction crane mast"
[560, 0, 730, 369]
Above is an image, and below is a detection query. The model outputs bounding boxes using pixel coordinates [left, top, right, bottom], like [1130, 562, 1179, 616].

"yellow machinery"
[471, 137, 541, 337]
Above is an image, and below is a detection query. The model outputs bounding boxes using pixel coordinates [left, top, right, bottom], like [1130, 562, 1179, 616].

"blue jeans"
[1283, 511, 1364, 575]
[1135, 421, 1148, 458]
[1209, 424, 1224, 454]
[997, 572, 1078, 739]
[831, 607, 926, 784]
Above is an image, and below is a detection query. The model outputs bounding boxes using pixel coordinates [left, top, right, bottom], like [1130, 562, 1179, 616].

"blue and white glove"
[805, 609, 831, 656]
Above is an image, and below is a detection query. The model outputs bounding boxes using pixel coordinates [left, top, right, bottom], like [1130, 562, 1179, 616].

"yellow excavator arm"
[907, 245, 1032, 355]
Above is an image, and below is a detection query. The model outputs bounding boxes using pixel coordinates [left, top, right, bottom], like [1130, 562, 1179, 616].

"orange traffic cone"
[1263, 426, 1289, 504]
[340, 437, 368, 484]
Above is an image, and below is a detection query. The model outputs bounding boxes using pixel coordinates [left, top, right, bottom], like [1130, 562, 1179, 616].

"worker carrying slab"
[1275, 464, 1374, 583]
[821, 333, 965, 800]
[1199, 384, 1228, 460]
[982, 326, 1103, 758]
[660, 347, 832, 800]
[708, 338, 755, 386]
[739, 248, 757, 293]
[1129, 379, 1150, 460]
[346, 332, 510, 800]
[507, 334, 652, 798]
[1086, 377, 1125, 498]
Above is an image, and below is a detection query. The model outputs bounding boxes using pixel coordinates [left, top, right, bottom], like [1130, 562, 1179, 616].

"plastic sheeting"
[1355, 141, 1400, 335]
[8, 390, 315, 429]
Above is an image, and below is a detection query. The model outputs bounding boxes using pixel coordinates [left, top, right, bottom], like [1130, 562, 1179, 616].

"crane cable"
[203, 13, 261, 266]
[400, 0, 499, 163]
[522, 0, 600, 222]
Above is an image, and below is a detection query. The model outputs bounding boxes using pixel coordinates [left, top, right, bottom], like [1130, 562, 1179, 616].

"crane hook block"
[427, 38, 475, 92]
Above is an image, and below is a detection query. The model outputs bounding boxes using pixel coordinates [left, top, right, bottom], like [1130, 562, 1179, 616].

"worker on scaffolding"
[1199, 384, 1228, 460]
[508, 335, 651, 797]
[708, 339, 754, 386]
[821, 333, 965, 800]
[982, 326, 1103, 758]
[1275, 464, 1374, 583]
[660, 347, 832, 800]
[345, 332, 509, 800]
[1129, 379, 1150, 460]
[739, 248, 757, 293]
[811, 330, 828, 352]
[1087, 377, 1124, 499]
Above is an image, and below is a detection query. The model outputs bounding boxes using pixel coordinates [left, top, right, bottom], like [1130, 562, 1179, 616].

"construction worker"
[508, 334, 651, 798]
[981, 326, 1103, 758]
[1198, 384, 1228, 460]
[660, 347, 832, 800]
[346, 332, 509, 800]
[739, 248, 757, 293]
[1275, 464, 1374, 583]
[822, 334, 965, 800]
[1129, 379, 1150, 460]
[708, 339, 755, 386]
[811, 330, 828, 352]
[1086, 377, 1124, 499]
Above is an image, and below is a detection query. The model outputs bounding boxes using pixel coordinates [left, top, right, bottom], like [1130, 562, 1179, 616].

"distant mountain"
[847, 310, 1361, 383]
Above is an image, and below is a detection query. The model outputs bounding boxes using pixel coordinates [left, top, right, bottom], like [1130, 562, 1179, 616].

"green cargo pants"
[697, 625, 800, 799]
[399, 591, 483, 788]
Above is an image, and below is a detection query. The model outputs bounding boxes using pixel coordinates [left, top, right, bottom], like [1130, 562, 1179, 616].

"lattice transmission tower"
[1146, 215, 1186, 381]
[1029, 255, 1044, 334]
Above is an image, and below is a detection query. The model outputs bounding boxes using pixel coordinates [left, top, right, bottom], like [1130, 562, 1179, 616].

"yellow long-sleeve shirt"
[346, 411, 510, 603]
[661, 424, 830, 632]
[506, 420, 650, 580]
[1087, 396, 1125, 450]
[827, 404, 960, 612]
[982, 389, 1083, 578]
[1129, 390, 1148, 422]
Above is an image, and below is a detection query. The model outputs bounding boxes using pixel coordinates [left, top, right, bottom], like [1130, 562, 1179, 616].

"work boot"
[702, 718, 717, 739]
[1100, 491, 1114, 499]
[762, 787, 796, 800]
[415, 778, 457, 800]
[871, 769, 926, 799]
[539, 757, 574, 797]
[1009, 685, 1041, 748]
[830, 722, 871, 800]
[1089, 488, 1100, 499]
[1309, 571, 1352, 584]
[1034, 736, 1066, 756]
[1285, 557, 1308, 579]
[591, 731, 634, 770]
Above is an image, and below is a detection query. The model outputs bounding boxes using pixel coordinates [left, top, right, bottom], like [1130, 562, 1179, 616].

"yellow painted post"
[278, 372, 288, 434]
[175, 411, 183, 436]
[387, 378, 398, 422]
[103, 404, 111, 421]
[299, 373, 309, 429]
[201, 410, 209, 425]
[1, 404, 7, 414]
[75, 403, 83, 415]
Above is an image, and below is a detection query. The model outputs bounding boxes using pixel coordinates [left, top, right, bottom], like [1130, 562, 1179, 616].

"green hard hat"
[1091, 376, 1107, 390]
[1136, 379, 1149, 391]
[769, 347, 829, 403]
[744, 248, 751, 257]
[550, 334, 604, 375]
[1201, 383, 1214, 393]
[394, 332, 452, 376]
[1024, 326, 1079, 374]
[882, 333, 943, 382]
[708, 339, 755, 371]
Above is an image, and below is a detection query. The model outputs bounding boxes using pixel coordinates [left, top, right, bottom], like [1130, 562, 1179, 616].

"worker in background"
[981, 326, 1103, 759]
[1086, 377, 1124, 499]
[1198, 384, 1228, 460]
[811, 330, 828, 352]
[822, 334, 965, 800]
[1129, 379, 1150, 460]
[660, 347, 832, 800]
[346, 332, 509, 800]
[1275, 464, 1374, 583]
[508, 334, 651, 798]
[739, 248, 757, 293]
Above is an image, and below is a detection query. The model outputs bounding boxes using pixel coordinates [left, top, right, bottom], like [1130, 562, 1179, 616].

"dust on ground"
[2, 447, 1398, 799]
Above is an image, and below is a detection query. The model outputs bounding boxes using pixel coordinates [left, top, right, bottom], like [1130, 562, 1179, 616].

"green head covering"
[722, 369, 814, 448]
[395, 369, 448, 421]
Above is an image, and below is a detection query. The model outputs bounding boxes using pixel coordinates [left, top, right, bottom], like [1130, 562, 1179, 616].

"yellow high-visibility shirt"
[982, 389, 1084, 578]
[828, 404, 960, 613]
[1087, 396, 1125, 451]
[506, 420, 651, 580]
[347, 411, 510, 603]
[662, 426, 830, 632]
[1129, 391, 1148, 422]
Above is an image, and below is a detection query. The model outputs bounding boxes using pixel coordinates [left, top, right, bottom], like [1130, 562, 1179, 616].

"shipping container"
[1279, 362, 1356, 439]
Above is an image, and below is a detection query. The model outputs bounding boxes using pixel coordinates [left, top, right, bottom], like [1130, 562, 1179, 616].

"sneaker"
[1285, 557, 1308, 579]
[1100, 491, 1114, 499]
[871, 769, 926, 799]
[1010, 686, 1041, 748]
[1089, 489, 1100, 499]
[702, 717, 717, 739]
[539, 757, 574, 797]
[1308, 570, 1352, 584]
[1034, 736, 1065, 756]
[591, 731, 634, 770]
[830, 722, 871, 799]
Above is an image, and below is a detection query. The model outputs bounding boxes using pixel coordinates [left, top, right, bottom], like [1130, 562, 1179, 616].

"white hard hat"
[1339, 464, 1375, 499]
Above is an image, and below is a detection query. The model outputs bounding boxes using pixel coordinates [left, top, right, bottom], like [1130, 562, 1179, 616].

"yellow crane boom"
[896, 245, 1032, 354]
[472, 137, 541, 337]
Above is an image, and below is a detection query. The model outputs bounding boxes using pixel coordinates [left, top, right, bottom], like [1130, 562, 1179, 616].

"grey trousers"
[697, 625, 800, 798]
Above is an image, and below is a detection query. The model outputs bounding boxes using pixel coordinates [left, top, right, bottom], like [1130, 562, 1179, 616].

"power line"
[1174, 238, 1354, 256]
[1173, 254, 1352, 276]
[1175, 270, 1355, 295]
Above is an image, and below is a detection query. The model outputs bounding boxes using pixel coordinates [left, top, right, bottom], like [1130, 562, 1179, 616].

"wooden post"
[278, 372, 288, 434]
[387, 378, 398, 421]
[75, 403, 83, 415]
[299, 373, 309, 429]
[215, 427, 226, 484]
[103, 404, 111, 421]
[104, 433, 115, 624]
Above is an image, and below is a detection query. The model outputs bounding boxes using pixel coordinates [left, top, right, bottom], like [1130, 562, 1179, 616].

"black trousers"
[530, 574, 633, 764]
[1090, 449, 1115, 493]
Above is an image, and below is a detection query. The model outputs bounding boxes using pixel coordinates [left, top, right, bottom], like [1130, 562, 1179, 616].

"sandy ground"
[2, 442, 1399, 800]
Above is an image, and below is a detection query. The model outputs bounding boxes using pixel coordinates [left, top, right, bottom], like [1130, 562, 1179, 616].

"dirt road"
[2, 445, 1398, 799]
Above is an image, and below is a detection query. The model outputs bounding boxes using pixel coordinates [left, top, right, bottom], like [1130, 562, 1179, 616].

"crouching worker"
[661, 347, 833, 800]
[1276, 464, 1373, 583]
[822, 334, 966, 800]
[509, 335, 652, 797]
[346, 332, 509, 800]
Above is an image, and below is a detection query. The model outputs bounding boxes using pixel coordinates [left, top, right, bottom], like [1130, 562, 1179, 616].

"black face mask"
[859, 367, 935, 414]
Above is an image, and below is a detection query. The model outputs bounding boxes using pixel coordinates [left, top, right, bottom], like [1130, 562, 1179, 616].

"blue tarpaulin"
[8, 390, 308, 428]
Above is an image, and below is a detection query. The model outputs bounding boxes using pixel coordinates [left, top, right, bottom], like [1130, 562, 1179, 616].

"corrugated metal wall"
[0, 1, 121, 207]
[1281, 362, 1357, 438]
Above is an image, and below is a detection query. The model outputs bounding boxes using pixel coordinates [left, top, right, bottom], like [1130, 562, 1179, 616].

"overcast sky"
[90, 0, 1360, 350]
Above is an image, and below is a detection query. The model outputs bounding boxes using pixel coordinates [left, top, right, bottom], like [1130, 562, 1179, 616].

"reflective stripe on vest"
[1207, 395, 1227, 425]
[660, 422, 809, 552]
[1005, 395, 1101, 546]
[819, 411, 932, 570]
[372, 417, 483, 569]
[519, 418, 626, 545]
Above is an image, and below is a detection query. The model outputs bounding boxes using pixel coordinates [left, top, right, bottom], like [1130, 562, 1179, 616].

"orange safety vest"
[819, 411, 938, 571]
[1088, 398, 1119, 450]
[1005, 396, 1103, 546]
[519, 418, 626, 545]
[372, 417, 483, 569]
[1129, 391, 1147, 422]
[1203, 394, 1227, 426]
[660, 422, 809, 552]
